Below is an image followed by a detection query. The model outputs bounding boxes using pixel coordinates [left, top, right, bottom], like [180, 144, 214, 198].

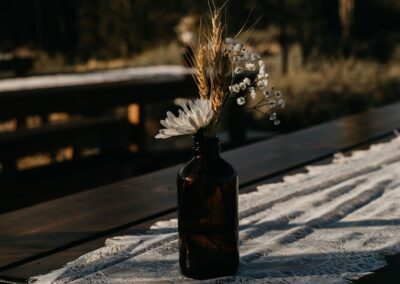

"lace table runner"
[31, 136, 400, 283]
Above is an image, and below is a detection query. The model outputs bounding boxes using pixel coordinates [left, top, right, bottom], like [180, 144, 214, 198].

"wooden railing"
[0, 66, 198, 174]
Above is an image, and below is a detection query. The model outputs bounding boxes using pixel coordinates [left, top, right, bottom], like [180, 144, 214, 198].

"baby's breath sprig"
[224, 37, 285, 125]
[248, 88, 286, 126]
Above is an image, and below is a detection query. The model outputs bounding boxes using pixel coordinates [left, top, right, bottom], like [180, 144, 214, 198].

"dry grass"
[127, 42, 182, 67]
[32, 41, 182, 74]
[27, 28, 400, 130]
[267, 55, 400, 129]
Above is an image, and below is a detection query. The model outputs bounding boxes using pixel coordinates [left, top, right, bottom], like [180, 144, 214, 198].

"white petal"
[166, 111, 178, 125]
[180, 102, 190, 113]
[160, 120, 169, 128]
[155, 133, 169, 139]
[160, 128, 181, 136]
[188, 116, 198, 129]
[188, 100, 194, 110]
[176, 126, 195, 134]
[195, 109, 204, 127]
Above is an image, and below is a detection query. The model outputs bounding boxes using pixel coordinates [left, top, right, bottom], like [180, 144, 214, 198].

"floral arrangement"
[156, 6, 284, 139]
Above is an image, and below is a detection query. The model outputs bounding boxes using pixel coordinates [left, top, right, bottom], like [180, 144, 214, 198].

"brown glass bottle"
[177, 133, 239, 279]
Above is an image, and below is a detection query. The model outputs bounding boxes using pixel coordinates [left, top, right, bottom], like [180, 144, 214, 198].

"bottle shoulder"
[178, 156, 236, 180]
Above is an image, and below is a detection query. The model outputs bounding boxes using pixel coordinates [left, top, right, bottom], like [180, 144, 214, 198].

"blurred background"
[0, 0, 399, 212]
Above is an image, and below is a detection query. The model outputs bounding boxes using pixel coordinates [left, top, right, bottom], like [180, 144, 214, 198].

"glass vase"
[177, 133, 239, 279]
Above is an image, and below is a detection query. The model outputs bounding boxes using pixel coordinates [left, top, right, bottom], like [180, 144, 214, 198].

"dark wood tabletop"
[0, 102, 400, 283]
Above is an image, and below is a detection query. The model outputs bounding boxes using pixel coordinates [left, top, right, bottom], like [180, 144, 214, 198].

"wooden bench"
[0, 102, 399, 283]
[0, 66, 205, 212]
[0, 66, 197, 173]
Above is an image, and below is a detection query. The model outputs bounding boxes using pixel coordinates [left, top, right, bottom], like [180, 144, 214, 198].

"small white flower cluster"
[225, 38, 260, 67]
[255, 88, 286, 125]
[225, 38, 270, 104]
[229, 77, 251, 94]
[265, 89, 286, 109]
[224, 37, 285, 126]
[256, 60, 269, 90]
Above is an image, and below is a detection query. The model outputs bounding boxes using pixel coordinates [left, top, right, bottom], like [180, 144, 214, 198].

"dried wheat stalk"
[208, 10, 226, 112]
[194, 44, 209, 99]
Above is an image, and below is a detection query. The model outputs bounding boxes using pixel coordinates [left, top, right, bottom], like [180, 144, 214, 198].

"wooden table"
[0, 102, 400, 283]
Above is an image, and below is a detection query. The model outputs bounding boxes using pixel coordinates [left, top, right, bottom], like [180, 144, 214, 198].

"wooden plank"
[0, 151, 138, 214]
[0, 66, 197, 120]
[0, 102, 399, 275]
[0, 66, 190, 93]
[0, 117, 130, 156]
[224, 102, 400, 187]
[0, 117, 132, 158]
[0, 77, 197, 120]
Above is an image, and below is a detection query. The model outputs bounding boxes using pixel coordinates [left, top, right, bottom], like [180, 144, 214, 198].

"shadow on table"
[4, 216, 399, 282]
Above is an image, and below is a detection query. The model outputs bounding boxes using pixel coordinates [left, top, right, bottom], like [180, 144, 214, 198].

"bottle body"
[177, 136, 239, 279]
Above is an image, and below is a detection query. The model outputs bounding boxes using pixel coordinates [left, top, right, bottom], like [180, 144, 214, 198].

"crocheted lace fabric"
[31, 136, 400, 283]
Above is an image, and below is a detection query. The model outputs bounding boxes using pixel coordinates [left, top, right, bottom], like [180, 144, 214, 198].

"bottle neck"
[193, 133, 220, 158]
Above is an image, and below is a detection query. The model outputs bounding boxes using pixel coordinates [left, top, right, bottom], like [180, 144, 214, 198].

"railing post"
[16, 115, 26, 130]
[137, 102, 147, 154]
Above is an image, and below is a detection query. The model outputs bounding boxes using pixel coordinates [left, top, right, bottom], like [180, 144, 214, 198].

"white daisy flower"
[155, 98, 214, 139]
